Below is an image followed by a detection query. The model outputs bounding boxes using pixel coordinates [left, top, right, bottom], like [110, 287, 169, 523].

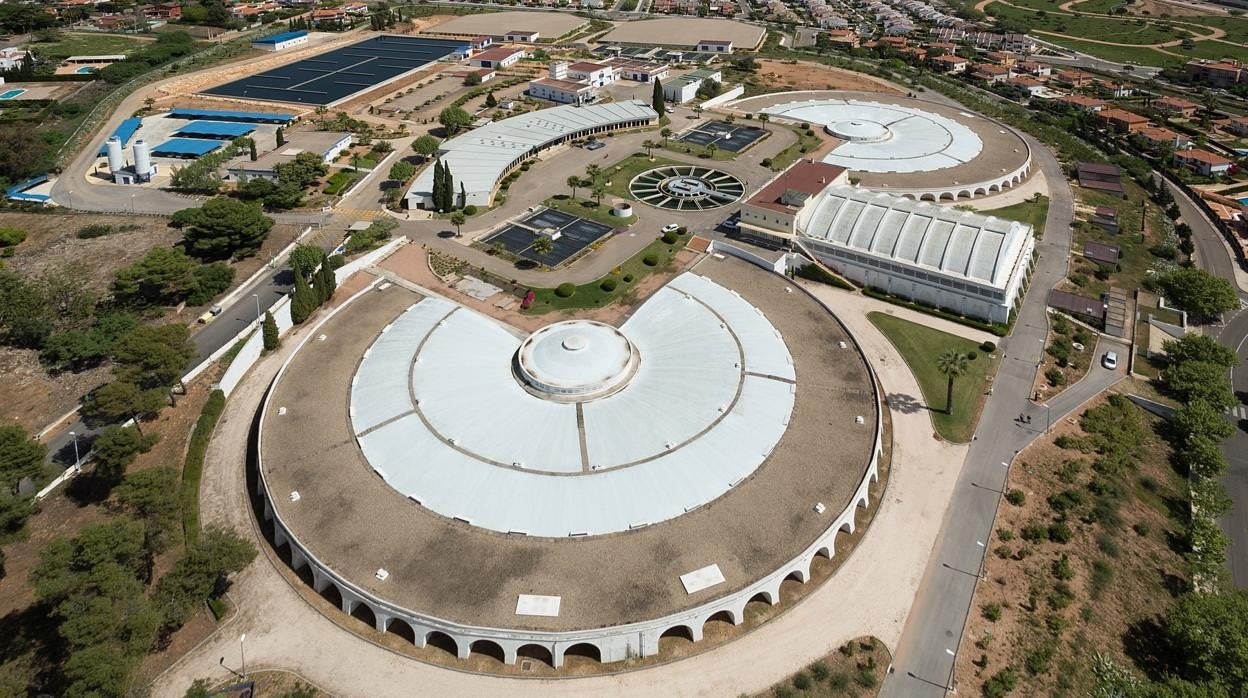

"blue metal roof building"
[98, 118, 142, 155]
[174, 121, 256, 139]
[254, 30, 307, 45]
[169, 108, 295, 124]
[151, 138, 225, 157]
[6, 175, 51, 203]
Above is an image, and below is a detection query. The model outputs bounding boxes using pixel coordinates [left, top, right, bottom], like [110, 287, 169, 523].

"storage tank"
[106, 136, 125, 174]
[132, 140, 153, 178]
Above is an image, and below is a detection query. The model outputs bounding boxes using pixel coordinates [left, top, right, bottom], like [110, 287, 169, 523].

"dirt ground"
[1126, 0, 1220, 17]
[754, 59, 904, 95]
[753, 636, 891, 697]
[954, 388, 1189, 696]
[0, 213, 300, 431]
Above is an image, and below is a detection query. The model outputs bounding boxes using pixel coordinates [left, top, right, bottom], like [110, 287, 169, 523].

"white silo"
[132, 140, 154, 181]
[106, 136, 125, 175]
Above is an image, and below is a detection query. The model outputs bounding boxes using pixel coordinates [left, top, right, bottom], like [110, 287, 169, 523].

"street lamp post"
[1044, 402, 1052, 434]
[252, 293, 261, 326]
[69, 430, 80, 469]
[240, 634, 246, 677]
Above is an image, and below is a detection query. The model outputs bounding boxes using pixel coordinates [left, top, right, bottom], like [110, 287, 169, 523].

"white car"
[1102, 351, 1118, 370]
[661, 224, 679, 234]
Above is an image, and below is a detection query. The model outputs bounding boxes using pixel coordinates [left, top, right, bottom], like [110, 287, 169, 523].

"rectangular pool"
[0, 89, 26, 100]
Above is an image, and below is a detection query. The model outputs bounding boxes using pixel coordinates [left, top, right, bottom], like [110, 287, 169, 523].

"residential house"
[1134, 126, 1191, 151]
[1053, 69, 1093, 89]
[1153, 96, 1199, 119]
[1185, 59, 1243, 88]
[971, 63, 1011, 83]
[825, 29, 860, 48]
[1016, 60, 1050, 77]
[1227, 115, 1248, 137]
[932, 54, 968, 73]
[143, 3, 182, 19]
[1173, 148, 1234, 177]
[1055, 94, 1107, 113]
[986, 50, 1016, 67]
[0, 48, 26, 71]
[1094, 80, 1133, 98]
[1091, 206, 1119, 234]
[1005, 75, 1045, 98]
[604, 58, 669, 83]
[1084, 241, 1120, 267]
[1097, 108, 1149, 133]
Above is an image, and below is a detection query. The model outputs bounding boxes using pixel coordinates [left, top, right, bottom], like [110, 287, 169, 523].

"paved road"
[1030, 37, 1163, 78]
[880, 136, 1131, 696]
[1169, 178, 1248, 589]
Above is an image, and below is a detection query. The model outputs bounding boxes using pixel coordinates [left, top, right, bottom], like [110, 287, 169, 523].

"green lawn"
[770, 125, 822, 171]
[869, 312, 996, 443]
[599, 152, 683, 200]
[1032, 36, 1183, 67]
[27, 32, 146, 61]
[987, 3, 1189, 44]
[524, 231, 690, 313]
[979, 195, 1050, 236]
[660, 139, 738, 161]
[544, 195, 636, 227]
[324, 170, 362, 195]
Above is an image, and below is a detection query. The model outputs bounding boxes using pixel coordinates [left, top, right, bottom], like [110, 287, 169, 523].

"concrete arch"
[747, 590, 775, 606]
[785, 568, 809, 584]
[702, 609, 740, 629]
[349, 600, 377, 628]
[385, 616, 417, 644]
[957, 190, 971, 199]
[470, 639, 507, 663]
[989, 184, 1000, 193]
[938, 192, 955, 201]
[659, 624, 698, 643]
[814, 545, 833, 560]
[839, 519, 855, 535]
[920, 193, 936, 201]
[901, 193, 917, 201]
[974, 187, 987, 196]
[517, 644, 555, 666]
[425, 631, 459, 658]
[561, 642, 603, 663]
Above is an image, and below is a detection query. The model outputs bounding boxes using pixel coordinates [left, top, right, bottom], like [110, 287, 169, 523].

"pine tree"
[485, 91, 497, 108]
[275, 127, 285, 146]
[652, 79, 665, 117]
[262, 311, 279, 351]
[290, 270, 315, 325]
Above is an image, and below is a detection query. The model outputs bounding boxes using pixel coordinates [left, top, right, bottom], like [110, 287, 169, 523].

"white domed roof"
[516, 320, 638, 401]
[828, 120, 892, 143]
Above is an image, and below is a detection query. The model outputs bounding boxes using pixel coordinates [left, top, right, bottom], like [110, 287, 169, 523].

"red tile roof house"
[972, 63, 1011, 83]
[1097, 108, 1150, 133]
[1228, 116, 1248, 138]
[1053, 69, 1093, 88]
[1173, 149, 1234, 177]
[1134, 126, 1191, 151]
[1055, 95, 1107, 113]
[1005, 75, 1045, 97]
[1016, 60, 1050, 77]
[1153, 96, 1200, 119]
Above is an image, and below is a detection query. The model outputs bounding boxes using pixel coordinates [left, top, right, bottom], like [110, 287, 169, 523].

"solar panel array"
[204, 35, 467, 106]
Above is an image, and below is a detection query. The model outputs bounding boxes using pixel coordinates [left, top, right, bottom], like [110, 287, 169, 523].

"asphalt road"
[1169, 178, 1248, 589]
[879, 136, 1133, 696]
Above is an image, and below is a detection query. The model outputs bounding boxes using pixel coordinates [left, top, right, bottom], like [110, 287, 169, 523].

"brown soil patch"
[954, 388, 1189, 695]
[1127, 0, 1220, 17]
[754, 59, 903, 95]
[752, 636, 891, 697]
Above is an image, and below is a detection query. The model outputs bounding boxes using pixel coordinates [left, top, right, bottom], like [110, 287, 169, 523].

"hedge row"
[794, 262, 855, 291]
[862, 286, 1010, 337]
[181, 389, 226, 547]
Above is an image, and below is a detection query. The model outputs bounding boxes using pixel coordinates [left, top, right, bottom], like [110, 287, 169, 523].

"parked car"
[661, 223, 679, 233]
[585, 140, 605, 151]
[198, 305, 223, 324]
[1101, 351, 1118, 370]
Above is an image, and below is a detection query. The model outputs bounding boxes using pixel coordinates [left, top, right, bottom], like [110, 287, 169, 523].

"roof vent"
[317, 334, 327, 341]
[855, 415, 865, 424]
[278, 406, 287, 416]
[839, 341, 848, 349]
[813, 502, 826, 514]
[375, 568, 389, 581]
[289, 491, 300, 502]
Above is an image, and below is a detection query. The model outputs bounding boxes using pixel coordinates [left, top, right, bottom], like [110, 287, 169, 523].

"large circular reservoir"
[733, 91, 1033, 201]
[255, 256, 883, 668]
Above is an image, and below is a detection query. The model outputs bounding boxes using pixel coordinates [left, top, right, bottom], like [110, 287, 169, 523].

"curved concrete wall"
[254, 277, 885, 668]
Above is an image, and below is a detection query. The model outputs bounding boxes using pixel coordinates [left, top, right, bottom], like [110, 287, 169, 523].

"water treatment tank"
[132, 140, 153, 177]
[106, 136, 125, 174]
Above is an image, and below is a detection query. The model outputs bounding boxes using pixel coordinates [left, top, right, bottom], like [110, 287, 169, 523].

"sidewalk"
[812, 285, 999, 346]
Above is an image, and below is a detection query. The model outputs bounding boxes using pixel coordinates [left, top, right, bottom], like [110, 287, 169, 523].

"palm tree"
[585, 163, 601, 184]
[693, 105, 704, 118]
[449, 211, 466, 238]
[724, 114, 735, 124]
[758, 113, 770, 123]
[592, 183, 606, 207]
[642, 139, 657, 157]
[567, 175, 581, 200]
[706, 143, 718, 159]
[935, 350, 970, 415]
[531, 235, 553, 256]
[315, 105, 328, 126]
[660, 127, 673, 144]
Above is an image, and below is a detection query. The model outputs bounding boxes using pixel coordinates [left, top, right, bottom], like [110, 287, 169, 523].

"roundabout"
[628, 165, 745, 211]
[255, 257, 883, 668]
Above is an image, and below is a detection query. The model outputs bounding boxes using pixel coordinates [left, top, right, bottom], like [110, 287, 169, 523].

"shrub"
[794, 262, 854, 290]
[809, 661, 829, 682]
[1133, 522, 1150, 537]
[77, 224, 117, 239]
[967, 351, 977, 361]
[827, 672, 850, 690]
[1045, 368, 1065, 387]
[980, 340, 997, 352]
[642, 253, 659, 266]
[1090, 559, 1114, 598]
[982, 602, 1003, 621]
[1096, 532, 1121, 557]
[1052, 554, 1074, 580]
[1047, 522, 1073, 543]
[855, 668, 877, 689]
[662, 230, 679, 244]
[1021, 524, 1047, 543]
[997, 527, 1014, 542]
[622, 274, 634, 283]
[599, 278, 618, 292]
[760, 157, 772, 167]
[983, 668, 1019, 698]
[554, 282, 576, 298]
[1048, 582, 1075, 609]
[463, 205, 478, 216]
[792, 672, 812, 690]
[1024, 641, 1056, 676]
[1005, 489, 1026, 506]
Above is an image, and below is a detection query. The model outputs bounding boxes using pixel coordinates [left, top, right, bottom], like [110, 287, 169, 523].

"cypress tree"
[432, 160, 444, 211]
[262, 311, 279, 351]
[459, 182, 466, 210]
[290, 270, 314, 325]
[442, 164, 454, 212]
[317, 263, 337, 304]
[275, 127, 285, 146]
[652, 79, 665, 117]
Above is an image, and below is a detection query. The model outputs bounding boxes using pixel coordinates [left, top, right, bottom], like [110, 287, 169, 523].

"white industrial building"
[528, 77, 598, 105]
[662, 68, 722, 104]
[741, 160, 1034, 323]
[407, 100, 657, 209]
[469, 46, 526, 69]
[225, 131, 353, 181]
[252, 30, 309, 52]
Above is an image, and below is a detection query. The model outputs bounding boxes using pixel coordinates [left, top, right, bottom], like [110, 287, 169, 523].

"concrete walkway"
[150, 276, 971, 698]
[817, 287, 1000, 346]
